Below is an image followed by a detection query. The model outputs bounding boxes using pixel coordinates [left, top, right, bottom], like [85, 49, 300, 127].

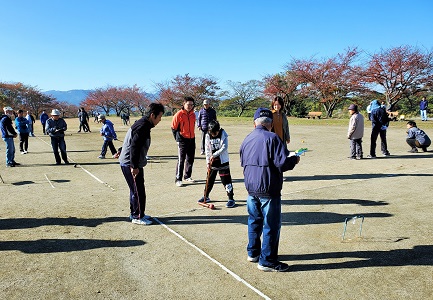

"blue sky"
[1, 0, 432, 92]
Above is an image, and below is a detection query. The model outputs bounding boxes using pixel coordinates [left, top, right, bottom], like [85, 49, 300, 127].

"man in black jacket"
[119, 103, 165, 225]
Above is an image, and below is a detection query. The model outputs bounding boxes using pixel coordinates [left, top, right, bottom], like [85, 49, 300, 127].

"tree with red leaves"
[363, 45, 433, 110]
[156, 74, 220, 112]
[287, 48, 364, 117]
[263, 72, 302, 116]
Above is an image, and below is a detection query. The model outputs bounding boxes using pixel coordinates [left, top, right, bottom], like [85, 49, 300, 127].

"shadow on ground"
[0, 239, 145, 253]
[279, 245, 433, 271]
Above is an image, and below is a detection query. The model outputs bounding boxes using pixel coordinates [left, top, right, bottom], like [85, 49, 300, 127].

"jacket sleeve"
[272, 136, 297, 172]
[130, 125, 147, 169]
[171, 112, 181, 141]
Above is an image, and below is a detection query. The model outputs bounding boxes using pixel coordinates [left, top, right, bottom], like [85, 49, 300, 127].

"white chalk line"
[44, 174, 55, 189]
[153, 217, 271, 300]
[37, 136, 115, 191]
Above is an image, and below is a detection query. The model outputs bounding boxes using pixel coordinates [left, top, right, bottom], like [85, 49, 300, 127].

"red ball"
[209, 204, 215, 209]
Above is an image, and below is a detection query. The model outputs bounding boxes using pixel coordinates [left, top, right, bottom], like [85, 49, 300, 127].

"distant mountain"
[43, 90, 92, 106]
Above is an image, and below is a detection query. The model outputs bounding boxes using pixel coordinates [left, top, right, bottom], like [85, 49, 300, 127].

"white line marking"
[153, 217, 271, 300]
[37, 136, 115, 191]
[44, 174, 55, 189]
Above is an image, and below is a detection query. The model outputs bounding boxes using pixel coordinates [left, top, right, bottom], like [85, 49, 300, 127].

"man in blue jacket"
[97, 115, 117, 159]
[368, 99, 390, 158]
[240, 108, 300, 272]
[1, 106, 19, 167]
[197, 100, 217, 155]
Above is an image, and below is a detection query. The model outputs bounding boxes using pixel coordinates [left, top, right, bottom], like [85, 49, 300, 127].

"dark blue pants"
[121, 165, 146, 219]
[101, 140, 117, 156]
[50, 136, 68, 163]
[370, 128, 388, 156]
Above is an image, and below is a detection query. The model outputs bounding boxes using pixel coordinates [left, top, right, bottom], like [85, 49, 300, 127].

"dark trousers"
[370, 128, 388, 156]
[50, 136, 68, 163]
[42, 122, 46, 134]
[79, 121, 91, 132]
[101, 140, 117, 156]
[176, 138, 195, 181]
[349, 138, 363, 158]
[406, 138, 430, 150]
[205, 161, 234, 200]
[121, 165, 146, 218]
[200, 129, 207, 153]
[19, 133, 29, 152]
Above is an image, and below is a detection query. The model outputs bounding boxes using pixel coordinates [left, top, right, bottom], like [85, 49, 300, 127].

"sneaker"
[12, 161, 20, 166]
[226, 199, 236, 208]
[367, 155, 376, 159]
[200, 151, 205, 155]
[198, 197, 211, 203]
[408, 148, 418, 153]
[184, 177, 195, 183]
[21, 151, 25, 154]
[130, 214, 152, 221]
[131, 217, 153, 225]
[176, 181, 183, 187]
[356, 157, 362, 160]
[98, 155, 105, 159]
[247, 255, 259, 262]
[257, 262, 290, 272]
[347, 156, 356, 160]
[382, 152, 391, 156]
[24, 150, 28, 154]
[64, 161, 70, 165]
[6, 163, 15, 167]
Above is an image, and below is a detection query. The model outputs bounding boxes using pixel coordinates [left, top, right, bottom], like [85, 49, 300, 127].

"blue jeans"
[2, 137, 15, 165]
[421, 110, 427, 121]
[247, 195, 282, 267]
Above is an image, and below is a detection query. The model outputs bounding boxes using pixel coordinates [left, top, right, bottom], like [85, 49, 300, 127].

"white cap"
[203, 100, 210, 105]
[3, 106, 13, 112]
[51, 109, 61, 116]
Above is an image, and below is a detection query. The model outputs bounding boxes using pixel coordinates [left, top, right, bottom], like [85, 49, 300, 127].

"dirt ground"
[0, 116, 432, 300]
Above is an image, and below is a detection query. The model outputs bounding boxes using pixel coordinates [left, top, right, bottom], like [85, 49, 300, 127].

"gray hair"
[254, 117, 273, 126]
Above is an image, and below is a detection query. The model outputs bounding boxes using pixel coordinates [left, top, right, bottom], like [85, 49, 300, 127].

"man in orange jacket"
[171, 96, 196, 187]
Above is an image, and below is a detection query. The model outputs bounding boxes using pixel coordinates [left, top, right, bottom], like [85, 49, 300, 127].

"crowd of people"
[0, 95, 430, 272]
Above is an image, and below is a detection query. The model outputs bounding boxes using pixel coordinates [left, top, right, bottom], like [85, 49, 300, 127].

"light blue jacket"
[100, 119, 117, 141]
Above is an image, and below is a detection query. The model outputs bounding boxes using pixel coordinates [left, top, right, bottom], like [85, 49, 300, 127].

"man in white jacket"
[347, 104, 364, 160]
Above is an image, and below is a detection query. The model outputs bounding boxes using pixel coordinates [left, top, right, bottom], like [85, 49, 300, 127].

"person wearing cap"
[1, 106, 19, 167]
[240, 108, 300, 272]
[14, 109, 30, 154]
[368, 99, 390, 158]
[97, 114, 118, 159]
[171, 96, 197, 187]
[197, 99, 217, 155]
[347, 104, 364, 160]
[45, 109, 69, 165]
[406, 121, 431, 153]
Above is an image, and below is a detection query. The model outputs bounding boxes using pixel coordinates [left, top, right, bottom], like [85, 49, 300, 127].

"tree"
[156, 74, 220, 111]
[225, 80, 263, 117]
[288, 48, 364, 117]
[263, 72, 302, 116]
[362, 45, 433, 110]
[0, 82, 55, 116]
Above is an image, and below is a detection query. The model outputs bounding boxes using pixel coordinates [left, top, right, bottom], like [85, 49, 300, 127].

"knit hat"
[348, 104, 358, 111]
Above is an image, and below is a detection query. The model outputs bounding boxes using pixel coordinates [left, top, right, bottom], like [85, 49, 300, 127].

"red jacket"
[171, 109, 196, 140]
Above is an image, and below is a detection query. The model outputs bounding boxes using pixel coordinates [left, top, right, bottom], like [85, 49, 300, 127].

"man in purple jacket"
[197, 100, 217, 155]
[240, 108, 300, 272]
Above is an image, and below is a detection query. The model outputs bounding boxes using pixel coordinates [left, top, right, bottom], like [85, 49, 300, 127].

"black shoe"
[6, 163, 15, 167]
[257, 262, 290, 272]
[12, 161, 20, 166]
[56, 162, 61, 165]
[64, 161, 70, 164]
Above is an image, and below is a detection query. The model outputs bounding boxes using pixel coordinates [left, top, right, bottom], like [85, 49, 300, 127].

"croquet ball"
[209, 204, 215, 209]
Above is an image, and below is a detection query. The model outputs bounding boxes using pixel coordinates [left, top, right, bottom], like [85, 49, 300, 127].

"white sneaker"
[21, 151, 25, 154]
[184, 177, 195, 183]
[247, 255, 259, 262]
[131, 217, 153, 225]
[176, 181, 183, 187]
[24, 150, 28, 154]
